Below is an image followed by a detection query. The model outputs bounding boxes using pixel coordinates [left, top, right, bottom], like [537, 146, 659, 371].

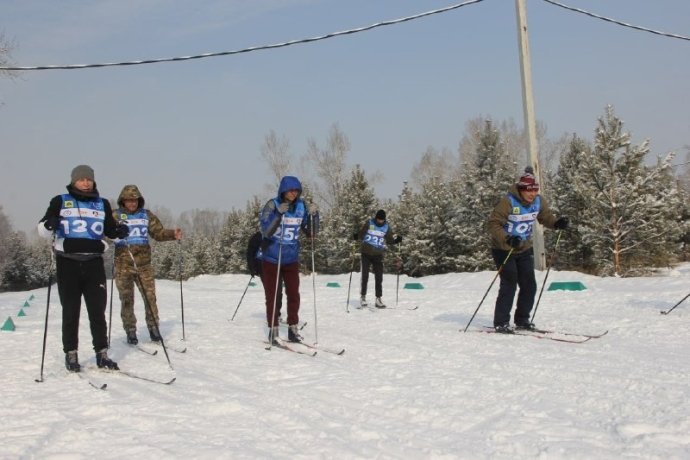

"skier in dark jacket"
[487, 167, 568, 333]
[259, 176, 318, 344]
[38, 165, 129, 372]
[354, 209, 402, 309]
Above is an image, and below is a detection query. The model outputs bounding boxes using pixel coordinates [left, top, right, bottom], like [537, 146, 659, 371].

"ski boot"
[96, 348, 119, 370]
[287, 324, 303, 343]
[126, 330, 138, 345]
[65, 350, 81, 373]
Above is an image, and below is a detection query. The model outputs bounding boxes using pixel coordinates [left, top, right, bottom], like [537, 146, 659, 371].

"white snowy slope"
[1, 265, 689, 459]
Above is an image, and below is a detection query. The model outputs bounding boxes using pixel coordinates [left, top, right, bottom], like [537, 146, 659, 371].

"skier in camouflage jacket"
[113, 184, 182, 345]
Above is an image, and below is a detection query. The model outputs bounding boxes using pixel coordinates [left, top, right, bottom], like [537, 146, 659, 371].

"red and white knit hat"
[517, 166, 539, 191]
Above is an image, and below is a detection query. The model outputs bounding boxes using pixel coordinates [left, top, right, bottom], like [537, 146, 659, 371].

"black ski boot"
[288, 324, 303, 343]
[96, 348, 119, 370]
[148, 326, 162, 343]
[494, 324, 514, 334]
[268, 326, 280, 345]
[65, 350, 81, 373]
[126, 330, 138, 345]
[515, 322, 536, 331]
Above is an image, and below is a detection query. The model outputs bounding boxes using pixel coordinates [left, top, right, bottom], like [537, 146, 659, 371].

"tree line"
[1, 106, 689, 292]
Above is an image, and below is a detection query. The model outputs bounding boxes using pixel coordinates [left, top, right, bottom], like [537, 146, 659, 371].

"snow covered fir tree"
[1, 107, 689, 292]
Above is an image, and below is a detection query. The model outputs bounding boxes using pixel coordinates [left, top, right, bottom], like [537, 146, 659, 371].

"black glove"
[506, 235, 522, 249]
[352, 232, 359, 241]
[393, 235, 402, 244]
[114, 224, 130, 239]
[277, 202, 290, 214]
[554, 217, 569, 230]
[43, 216, 60, 231]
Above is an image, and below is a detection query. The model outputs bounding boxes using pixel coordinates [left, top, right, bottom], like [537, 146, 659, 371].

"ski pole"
[462, 248, 514, 332]
[178, 240, 185, 341]
[35, 250, 55, 383]
[107, 256, 115, 347]
[125, 244, 173, 369]
[395, 243, 402, 306]
[310, 212, 318, 345]
[230, 275, 255, 321]
[267, 221, 285, 351]
[530, 231, 563, 323]
[345, 241, 358, 313]
[661, 292, 690, 315]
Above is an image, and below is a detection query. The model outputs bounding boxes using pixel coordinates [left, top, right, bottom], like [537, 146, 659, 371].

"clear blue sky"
[1, 0, 689, 234]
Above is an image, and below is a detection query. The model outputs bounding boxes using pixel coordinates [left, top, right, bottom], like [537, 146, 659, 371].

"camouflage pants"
[115, 263, 160, 333]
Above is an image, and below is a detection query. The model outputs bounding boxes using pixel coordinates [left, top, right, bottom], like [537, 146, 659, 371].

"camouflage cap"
[117, 185, 145, 208]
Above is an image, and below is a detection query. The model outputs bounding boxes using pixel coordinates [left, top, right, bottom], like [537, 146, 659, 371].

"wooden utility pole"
[515, 0, 545, 270]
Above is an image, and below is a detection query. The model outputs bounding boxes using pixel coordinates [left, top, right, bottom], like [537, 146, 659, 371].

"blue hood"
[277, 176, 302, 200]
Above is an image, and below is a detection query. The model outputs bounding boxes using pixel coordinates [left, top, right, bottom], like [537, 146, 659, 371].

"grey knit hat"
[70, 164, 95, 183]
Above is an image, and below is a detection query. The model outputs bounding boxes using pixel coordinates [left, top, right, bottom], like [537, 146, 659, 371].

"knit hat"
[375, 210, 386, 221]
[70, 165, 95, 184]
[517, 166, 539, 191]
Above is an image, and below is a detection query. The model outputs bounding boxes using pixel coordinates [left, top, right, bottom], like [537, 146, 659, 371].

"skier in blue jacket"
[259, 176, 319, 344]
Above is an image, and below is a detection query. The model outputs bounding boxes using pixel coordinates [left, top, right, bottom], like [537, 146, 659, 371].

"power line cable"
[542, 0, 690, 41]
[0, 0, 486, 72]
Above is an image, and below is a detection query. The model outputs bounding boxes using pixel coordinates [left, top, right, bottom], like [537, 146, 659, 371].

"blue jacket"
[259, 176, 319, 265]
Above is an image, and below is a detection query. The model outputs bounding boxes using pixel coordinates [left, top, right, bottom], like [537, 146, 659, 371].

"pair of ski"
[474, 325, 609, 343]
[265, 339, 345, 356]
[354, 304, 419, 312]
[40, 365, 175, 390]
[128, 340, 187, 356]
[77, 368, 176, 389]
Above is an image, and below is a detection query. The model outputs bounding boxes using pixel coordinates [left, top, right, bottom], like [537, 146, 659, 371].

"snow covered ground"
[2, 264, 690, 459]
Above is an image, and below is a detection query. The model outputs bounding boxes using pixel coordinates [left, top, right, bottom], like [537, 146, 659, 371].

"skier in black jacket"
[38, 164, 129, 372]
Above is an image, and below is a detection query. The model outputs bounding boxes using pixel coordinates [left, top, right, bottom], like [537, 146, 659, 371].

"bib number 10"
[505, 221, 533, 235]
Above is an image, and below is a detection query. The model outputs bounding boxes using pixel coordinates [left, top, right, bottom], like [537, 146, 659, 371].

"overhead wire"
[0, 0, 486, 71]
[541, 0, 690, 41]
[1, 0, 687, 73]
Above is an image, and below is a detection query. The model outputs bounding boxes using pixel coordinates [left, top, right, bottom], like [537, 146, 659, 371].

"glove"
[352, 232, 359, 241]
[114, 223, 130, 239]
[554, 217, 569, 230]
[306, 202, 318, 215]
[43, 216, 60, 231]
[393, 235, 402, 244]
[277, 202, 290, 214]
[506, 235, 522, 249]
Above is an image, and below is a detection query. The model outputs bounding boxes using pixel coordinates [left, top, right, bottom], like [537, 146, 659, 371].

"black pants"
[492, 248, 537, 327]
[360, 253, 384, 298]
[55, 255, 108, 353]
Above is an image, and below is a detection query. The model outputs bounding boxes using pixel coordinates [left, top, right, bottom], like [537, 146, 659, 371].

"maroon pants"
[262, 260, 300, 326]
